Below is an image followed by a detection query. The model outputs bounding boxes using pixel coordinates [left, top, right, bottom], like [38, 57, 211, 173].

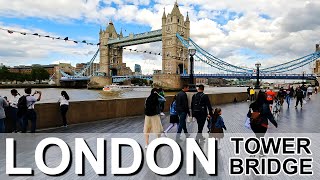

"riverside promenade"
[1, 94, 319, 180]
[41, 94, 320, 134]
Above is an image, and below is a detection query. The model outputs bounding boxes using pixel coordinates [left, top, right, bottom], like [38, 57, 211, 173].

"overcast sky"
[0, 0, 319, 74]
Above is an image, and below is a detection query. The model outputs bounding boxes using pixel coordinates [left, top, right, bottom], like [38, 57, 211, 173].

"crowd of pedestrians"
[143, 84, 227, 149]
[0, 88, 70, 133]
[143, 83, 319, 150]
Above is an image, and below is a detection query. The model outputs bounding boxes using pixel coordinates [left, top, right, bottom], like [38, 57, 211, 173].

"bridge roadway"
[1, 94, 320, 179]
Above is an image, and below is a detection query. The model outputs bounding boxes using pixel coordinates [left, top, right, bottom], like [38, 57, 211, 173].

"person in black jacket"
[249, 91, 278, 156]
[295, 87, 304, 108]
[191, 84, 213, 142]
[175, 84, 190, 142]
[250, 91, 278, 139]
[144, 88, 164, 149]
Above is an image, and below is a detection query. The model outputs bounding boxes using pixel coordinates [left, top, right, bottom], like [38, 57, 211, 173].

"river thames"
[0, 87, 247, 103]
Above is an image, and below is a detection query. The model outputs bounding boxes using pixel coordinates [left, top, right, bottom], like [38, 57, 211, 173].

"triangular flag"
[20, 32, 26, 35]
[7, 30, 13, 34]
[82, 40, 87, 43]
[33, 33, 39, 36]
[64, 37, 68, 41]
[96, 42, 100, 46]
[74, 41, 78, 43]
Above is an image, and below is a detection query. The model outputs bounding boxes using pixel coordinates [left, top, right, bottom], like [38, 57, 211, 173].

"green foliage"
[0, 65, 48, 82]
[31, 66, 50, 83]
[131, 78, 148, 85]
[0, 66, 10, 81]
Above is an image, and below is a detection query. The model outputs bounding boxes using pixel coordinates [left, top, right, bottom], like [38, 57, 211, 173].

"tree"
[31, 66, 50, 83]
[0, 66, 10, 81]
[131, 78, 148, 86]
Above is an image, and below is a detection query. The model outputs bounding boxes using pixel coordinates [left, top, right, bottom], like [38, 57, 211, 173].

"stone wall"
[88, 76, 112, 89]
[153, 74, 188, 90]
[4, 92, 247, 131]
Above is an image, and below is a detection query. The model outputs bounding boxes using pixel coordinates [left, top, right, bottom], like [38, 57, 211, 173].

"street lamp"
[302, 71, 306, 85]
[188, 45, 197, 92]
[255, 62, 261, 89]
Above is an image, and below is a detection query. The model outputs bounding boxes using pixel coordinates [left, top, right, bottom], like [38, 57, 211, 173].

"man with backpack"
[191, 84, 213, 142]
[19, 88, 42, 133]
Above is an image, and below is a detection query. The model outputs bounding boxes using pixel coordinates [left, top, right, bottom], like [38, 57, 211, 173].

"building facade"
[134, 64, 142, 75]
[8, 64, 58, 75]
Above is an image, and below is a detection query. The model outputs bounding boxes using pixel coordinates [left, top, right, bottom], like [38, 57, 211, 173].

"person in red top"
[265, 87, 276, 111]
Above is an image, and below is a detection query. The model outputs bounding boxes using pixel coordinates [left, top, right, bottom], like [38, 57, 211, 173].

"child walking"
[164, 95, 179, 136]
[210, 108, 227, 149]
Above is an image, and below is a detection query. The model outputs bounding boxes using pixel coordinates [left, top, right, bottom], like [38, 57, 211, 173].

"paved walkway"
[1, 94, 320, 180]
[41, 93, 320, 134]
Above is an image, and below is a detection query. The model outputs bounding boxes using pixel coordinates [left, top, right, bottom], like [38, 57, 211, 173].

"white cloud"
[0, 24, 98, 67]
[1, 0, 320, 74]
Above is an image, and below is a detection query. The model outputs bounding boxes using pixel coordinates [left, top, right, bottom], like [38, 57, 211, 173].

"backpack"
[250, 104, 268, 126]
[250, 111, 263, 125]
[193, 93, 205, 113]
[144, 96, 158, 116]
[17, 95, 28, 117]
[170, 101, 177, 115]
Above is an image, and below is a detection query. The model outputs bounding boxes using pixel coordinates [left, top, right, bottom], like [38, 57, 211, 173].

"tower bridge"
[89, 2, 190, 89]
[56, 2, 320, 89]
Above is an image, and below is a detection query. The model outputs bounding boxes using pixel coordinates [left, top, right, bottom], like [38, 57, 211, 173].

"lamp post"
[188, 45, 197, 92]
[255, 62, 261, 89]
[302, 71, 306, 85]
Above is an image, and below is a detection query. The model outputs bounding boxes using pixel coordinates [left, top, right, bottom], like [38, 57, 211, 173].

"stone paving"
[40, 92, 320, 134]
[0, 94, 320, 180]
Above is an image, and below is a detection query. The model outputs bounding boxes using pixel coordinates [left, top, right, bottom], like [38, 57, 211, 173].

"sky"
[0, 0, 319, 75]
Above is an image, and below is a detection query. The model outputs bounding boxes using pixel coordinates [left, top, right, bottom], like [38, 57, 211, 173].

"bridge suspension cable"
[260, 51, 320, 73]
[61, 49, 100, 78]
[177, 33, 320, 75]
[176, 33, 249, 74]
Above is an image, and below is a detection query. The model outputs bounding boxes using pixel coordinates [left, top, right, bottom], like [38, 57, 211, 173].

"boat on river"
[103, 84, 133, 91]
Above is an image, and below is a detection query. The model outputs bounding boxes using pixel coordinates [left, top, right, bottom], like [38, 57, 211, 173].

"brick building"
[8, 64, 58, 75]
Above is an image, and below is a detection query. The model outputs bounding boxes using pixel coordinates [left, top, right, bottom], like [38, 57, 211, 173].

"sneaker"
[160, 112, 165, 116]
[145, 145, 148, 149]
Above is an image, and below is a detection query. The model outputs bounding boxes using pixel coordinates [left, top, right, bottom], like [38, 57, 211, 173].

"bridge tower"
[89, 21, 132, 88]
[153, 2, 190, 89]
[315, 44, 320, 86]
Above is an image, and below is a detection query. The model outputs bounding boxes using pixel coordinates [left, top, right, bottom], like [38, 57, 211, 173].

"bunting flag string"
[0, 27, 189, 61]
